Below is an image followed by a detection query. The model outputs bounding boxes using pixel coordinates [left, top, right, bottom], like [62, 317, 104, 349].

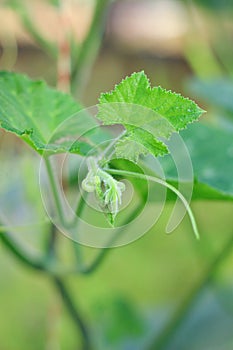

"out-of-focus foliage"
[187, 0, 233, 12]
[157, 123, 233, 199]
[188, 78, 233, 118]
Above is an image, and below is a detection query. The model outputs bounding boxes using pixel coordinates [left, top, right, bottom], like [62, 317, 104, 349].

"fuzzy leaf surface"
[98, 71, 204, 161]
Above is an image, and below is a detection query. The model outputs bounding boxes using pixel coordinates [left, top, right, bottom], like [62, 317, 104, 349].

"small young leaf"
[115, 127, 168, 162]
[98, 71, 204, 162]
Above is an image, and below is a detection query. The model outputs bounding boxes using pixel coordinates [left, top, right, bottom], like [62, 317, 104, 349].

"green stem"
[44, 157, 66, 227]
[146, 232, 233, 350]
[71, 0, 111, 96]
[10, 0, 57, 58]
[0, 225, 90, 349]
[44, 223, 58, 264]
[74, 191, 88, 218]
[210, 14, 233, 77]
[70, 192, 87, 265]
[184, 1, 222, 78]
[105, 168, 200, 239]
[80, 202, 142, 275]
[38, 203, 141, 278]
[0, 229, 44, 271]
[53, 277, 91, 350]
[45, 203, 142, 276]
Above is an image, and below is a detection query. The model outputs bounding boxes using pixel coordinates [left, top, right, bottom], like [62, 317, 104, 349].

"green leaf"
[115, 127, 168, 162]
[158, 123, 233, 200]
[0, 72, 98, 155]
[187, 78, 233, 115]
[98, 71, 204, 162]
[183, 123, 233, 198]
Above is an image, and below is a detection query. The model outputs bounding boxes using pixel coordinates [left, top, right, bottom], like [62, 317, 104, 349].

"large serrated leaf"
[0, 72, 98, 155]
[98, 71, 204, 162]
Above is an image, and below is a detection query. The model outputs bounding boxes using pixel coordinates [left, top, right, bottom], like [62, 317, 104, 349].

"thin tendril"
[105, 168, 200, 240]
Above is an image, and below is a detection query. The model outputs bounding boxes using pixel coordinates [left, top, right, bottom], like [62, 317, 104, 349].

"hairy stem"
[53, 277, 91, 350]
[105, 168, 200, 239]
[146, 232, 233, 350]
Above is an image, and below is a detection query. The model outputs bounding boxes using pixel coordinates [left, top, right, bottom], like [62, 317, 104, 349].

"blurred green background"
[0, 0, 233, 349]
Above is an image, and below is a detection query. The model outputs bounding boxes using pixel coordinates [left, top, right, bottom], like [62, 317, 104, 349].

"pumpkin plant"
[0, 70, 204, 348]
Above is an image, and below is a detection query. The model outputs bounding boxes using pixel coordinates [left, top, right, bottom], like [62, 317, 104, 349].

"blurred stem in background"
[184, 0, 233, 79]
[7, 0, 111, 98]
[53, 277, 91, 350]
[184, 1, 223, 79]
[7, 0, 58, 58]
[0, 222, 92, 350]
[0, 0, 112, 349]
[2, 220, 233, 349]
[0, 224, 46, 270]
[45, 1, 111, 347]
[71, 0, 111, 98]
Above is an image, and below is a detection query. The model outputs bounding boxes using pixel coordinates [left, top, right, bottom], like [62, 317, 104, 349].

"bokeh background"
[0, 0, 233, 349]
